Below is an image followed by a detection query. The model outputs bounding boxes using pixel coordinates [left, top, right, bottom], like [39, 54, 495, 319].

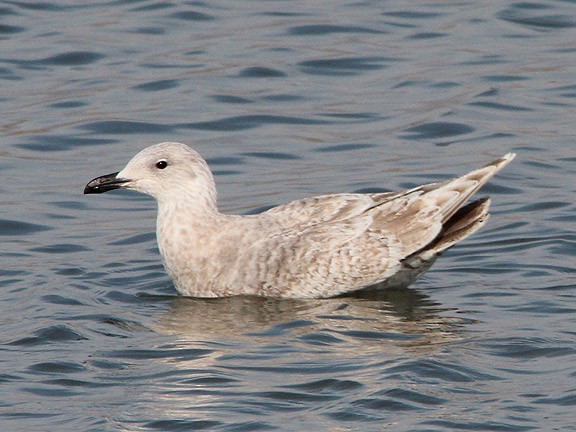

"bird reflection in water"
[152, 285, 471, 354]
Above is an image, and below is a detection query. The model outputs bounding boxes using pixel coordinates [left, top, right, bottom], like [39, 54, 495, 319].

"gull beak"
[84, 172, 130, 194]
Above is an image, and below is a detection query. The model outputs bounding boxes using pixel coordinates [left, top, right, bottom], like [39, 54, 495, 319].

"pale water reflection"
[154, 289, 468, 353]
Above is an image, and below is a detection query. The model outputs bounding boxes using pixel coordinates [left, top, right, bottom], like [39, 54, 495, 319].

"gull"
[84, 142, 515, 298]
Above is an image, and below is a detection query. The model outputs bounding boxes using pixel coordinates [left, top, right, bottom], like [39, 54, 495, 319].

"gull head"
[84, 142, 217, 206]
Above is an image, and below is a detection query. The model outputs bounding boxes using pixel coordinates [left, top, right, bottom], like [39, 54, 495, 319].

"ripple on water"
[497, 3, 576, 30]
[79, 120, 175, 135]
[237, 66, 286, 78]
[183, 114, 332, 131]
[400, 122, 475, 140]
[167, 11, 215, 22]
[14, 135, 117, 152]
[132, 79, 181, 92]
[287, 24, 385, 36]
[297, 57, 392, 76]
[7, 325, 88, 346]
[0, 219, 51, 235]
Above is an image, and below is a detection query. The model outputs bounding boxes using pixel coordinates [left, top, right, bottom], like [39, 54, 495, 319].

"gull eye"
[155, 160, 168, 169]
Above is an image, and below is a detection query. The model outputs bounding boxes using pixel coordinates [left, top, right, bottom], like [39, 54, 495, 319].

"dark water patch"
[468, 101, 533, 112]
[108, 347, 213, 361]
[140, 61, 203, 70]
[22, 387, 82, 397]
[0, 277, 25, 288]
[498, 4, 576, 30]
[298, 57, 390, 76]
[400, 122, 475, 140]
[168, 11, 215, 21]
[7, 325, 88, 346]
[40, 51, 104, 66]
[515, 201, 570, 212]
[9, 1, 66, 11]
[320, 112, 381, 120]
[459, 54, 506, 66]
[382, 387, 447, 406]
[477, 88, 500, 98]
[408, 32, 447, 40]
[387, 359, 501, 383]
[30, 244, 91, 254]
[262, 94, 303, 102]
[238, 67, 286, 78]
[242, 151, 301, 160]
[0, 373, 23, 383]
[89, 359, 126, 371]
[483, 75, 529, 82]
[314, 143, 376, 153]
[132, 79, 180, 91]
[482, 338, 575, 359]
[0, 269, 28, 277]
[352, 187, 392, 194]
[335, 328, 422, 342]
[0, 66, 19, 80]
[51, 201, 89, 211]
[522, 159, 562, 170]
[212, 94, 254, 104]
[47, 100, 88, 109]
[431, 81, 461, 88]
[144, 420, 222, 430]
[0, 6, 17, 16]
[284, 378, 363, 392]
[507, 300, 576, 315]
[213, 169, 242, 176]
[533, 394, 576, 406]
[0, 219, 51, 236]
[181, 376, 239, 386]
[130, 2, 174, 12]
[42, 294, 84, 306]
[0, 24, 24, 34]
[260, 11, 307, 17]
[206, 156, 245, 166]
[256, 390, 339, 404]
[103, 289, 150, 304]
[131, 26, 166, 35]
[288, 24, 384, 36]
[54, 267, 85, 276]
[185, 115, 331, 131]
[221, 361, 364, 375]
[109, 232, 156, 246]
[15, 135, 117, 151]
[473, 235, 574, 256]
[80, 120, 174, 135]
[43, 378, 113, 389]
[383, 11, 444, 20]
[352, 397, 418, 411]
[326, 409, 379, 422]
[28, 362, 86, 374]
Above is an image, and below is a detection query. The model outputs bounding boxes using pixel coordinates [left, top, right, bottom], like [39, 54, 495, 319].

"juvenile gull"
[84, 142, 515, 298]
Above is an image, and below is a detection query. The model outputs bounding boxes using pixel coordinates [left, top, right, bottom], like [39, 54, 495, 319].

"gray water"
[1, 1, 575, 431]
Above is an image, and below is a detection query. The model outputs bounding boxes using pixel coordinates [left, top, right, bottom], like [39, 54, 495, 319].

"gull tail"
[416, 152, 516, 259]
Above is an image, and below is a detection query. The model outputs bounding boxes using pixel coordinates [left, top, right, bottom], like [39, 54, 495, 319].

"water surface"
[1, 1, 576, 431]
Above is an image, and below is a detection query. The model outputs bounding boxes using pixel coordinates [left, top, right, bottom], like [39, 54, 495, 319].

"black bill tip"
[84, 172, 130, 194]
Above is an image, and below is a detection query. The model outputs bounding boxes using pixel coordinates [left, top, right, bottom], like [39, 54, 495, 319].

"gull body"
[84, 142, 515, 298]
